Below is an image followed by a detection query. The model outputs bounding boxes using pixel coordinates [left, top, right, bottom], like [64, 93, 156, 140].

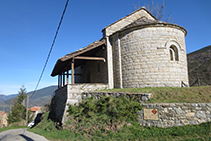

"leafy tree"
[8, 85, 27, 124]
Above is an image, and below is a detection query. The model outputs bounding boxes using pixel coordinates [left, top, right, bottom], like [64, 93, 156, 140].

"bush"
[66, 95, 142, 133]
[28, 96, 210, 140]
[31, 112, 57, 131]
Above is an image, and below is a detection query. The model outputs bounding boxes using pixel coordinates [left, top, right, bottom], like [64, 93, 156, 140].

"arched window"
[169, 45, 178, 61]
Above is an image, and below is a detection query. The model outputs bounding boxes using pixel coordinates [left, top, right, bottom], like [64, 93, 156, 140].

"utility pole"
[26, 95, 29, 125]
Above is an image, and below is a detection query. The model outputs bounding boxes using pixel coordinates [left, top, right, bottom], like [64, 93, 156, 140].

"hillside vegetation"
[30, 94, 211, 140]
[187, 45, 211, 86]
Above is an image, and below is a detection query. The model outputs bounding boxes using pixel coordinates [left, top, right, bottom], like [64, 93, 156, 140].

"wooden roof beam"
[74, 56, 106, 62]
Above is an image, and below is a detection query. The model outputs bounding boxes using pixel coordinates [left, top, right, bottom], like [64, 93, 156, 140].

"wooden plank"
[58, 75, 60, 88]
[69, 74, 82, 75]
[58, 75, 62, 88]
[67, 71, 69, 84]
[63, 72, 65, 86]
[71, 59, 74, 84]
[62, 73, 82, 75]
[75, 56, 105, 61]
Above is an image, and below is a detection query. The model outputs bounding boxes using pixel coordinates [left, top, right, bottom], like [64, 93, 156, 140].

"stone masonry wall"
[48, 85, 67, 123]
[82, 92, 210, 127]
[138, 103, 211, 128]
[82, 91, 152, 102]
[112, 35, 122, 88]
[112, 26, 189, 88]
[67, 83, 108, 105]
[49, 83, 108, 123]
[81, 49, 108, 83]
[50, 89, 211, 127]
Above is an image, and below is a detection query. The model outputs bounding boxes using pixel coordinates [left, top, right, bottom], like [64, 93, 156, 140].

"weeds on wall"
[30, 111, 211, 140]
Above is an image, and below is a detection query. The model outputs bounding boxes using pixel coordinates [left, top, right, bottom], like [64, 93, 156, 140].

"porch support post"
[58, 75, 60, 88]
[60, 75, 63, 87]
[63, 72, 65, 86]
[117, 36, 123, 88]
[67, 70, 69, 85]
[59, 74, 63, 87]
[71, 59, 74, 84]
[106, 36, 114, 89]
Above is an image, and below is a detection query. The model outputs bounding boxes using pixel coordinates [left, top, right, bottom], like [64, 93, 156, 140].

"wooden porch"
[51, 39, 108, 89]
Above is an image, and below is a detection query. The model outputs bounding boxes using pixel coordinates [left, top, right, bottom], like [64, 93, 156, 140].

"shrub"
[66, 95, 142, 133]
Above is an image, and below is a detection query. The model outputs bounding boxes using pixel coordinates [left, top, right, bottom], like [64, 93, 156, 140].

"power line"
[30, 0, 69, 100]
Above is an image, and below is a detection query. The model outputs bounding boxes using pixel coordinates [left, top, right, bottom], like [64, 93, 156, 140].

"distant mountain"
[187, 45, 211, 86]
[0, 85, 57, 113]
[0, 94, 17, 103]
[27, 85, 58, 107]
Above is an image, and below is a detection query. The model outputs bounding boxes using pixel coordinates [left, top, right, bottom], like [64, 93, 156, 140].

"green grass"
[0, 120, 28, 133]
[29, 116, 211, 141]
[0, 125, 27, 133]
[97, 86, 211, 103]
[7, 86, 211, 140]
[28, 95, 211, 141]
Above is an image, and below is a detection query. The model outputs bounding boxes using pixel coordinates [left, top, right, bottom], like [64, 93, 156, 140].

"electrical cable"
[29, 0, 69, 100]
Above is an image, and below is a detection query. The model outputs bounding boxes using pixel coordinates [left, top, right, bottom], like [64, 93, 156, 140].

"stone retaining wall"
[83, 92, 211, 128]
[49, 83, 108, 123]
[138, 103, 211, 128]
[50, 88, 211, 128]
[82, 92, 152, 102]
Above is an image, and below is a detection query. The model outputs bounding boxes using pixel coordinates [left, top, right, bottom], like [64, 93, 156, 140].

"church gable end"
[103, 7, 157, 37]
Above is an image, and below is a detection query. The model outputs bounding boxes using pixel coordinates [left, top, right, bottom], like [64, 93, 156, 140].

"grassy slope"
[3, 86, 211, 140]
[187, 45, 211, 86]
[30, 122, 211, 141]
[98, 86, 211, 103]
[30, 87, 211, 140]
[29, 107, 211, 141]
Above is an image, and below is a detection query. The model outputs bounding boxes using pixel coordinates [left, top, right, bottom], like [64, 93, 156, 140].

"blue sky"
[0, 0, 210, 95]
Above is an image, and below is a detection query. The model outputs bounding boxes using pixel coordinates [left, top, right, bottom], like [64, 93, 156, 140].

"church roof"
[122, 17, 164, 29]
[115, 16, 187, 36]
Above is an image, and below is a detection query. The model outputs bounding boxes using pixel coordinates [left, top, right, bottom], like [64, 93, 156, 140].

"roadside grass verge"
[0, 120, 27, 133]
[29, 113, 211, 141]
[97, 86, 211, 103]
[0, 125, 27, 133]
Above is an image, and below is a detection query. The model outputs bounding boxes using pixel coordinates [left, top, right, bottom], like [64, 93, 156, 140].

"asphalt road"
[0, 128, 49, 141]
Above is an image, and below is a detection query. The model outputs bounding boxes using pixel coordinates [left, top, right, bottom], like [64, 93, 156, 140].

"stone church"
[50, 7, 189, 123]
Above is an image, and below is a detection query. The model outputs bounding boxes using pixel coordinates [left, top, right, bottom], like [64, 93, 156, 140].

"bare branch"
[133, 1, 174, 23]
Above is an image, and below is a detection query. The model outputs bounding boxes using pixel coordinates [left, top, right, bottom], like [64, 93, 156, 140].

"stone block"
[188, 120, 197, 125]
[196, 111, 206, 119]
[75, 95, 82, 100]
[185, 112, 195, 117]
[67, 99, 78, 105]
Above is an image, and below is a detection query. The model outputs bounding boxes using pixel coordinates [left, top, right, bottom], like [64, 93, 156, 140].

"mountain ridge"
[0, 85, 57, 113]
